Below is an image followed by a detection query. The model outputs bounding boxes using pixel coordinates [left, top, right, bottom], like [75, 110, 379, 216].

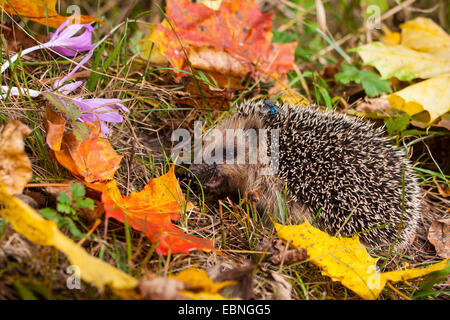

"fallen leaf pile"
[143, 0, 297, 87]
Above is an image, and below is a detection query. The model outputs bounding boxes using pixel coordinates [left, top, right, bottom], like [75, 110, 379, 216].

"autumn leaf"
[356, 42, 450, 81]
[0, 120, 32, 195]
[427, 218, 450, 259]
[275, 220, 449, 300]
[356, 17, 450, 125]
[44, 111, 122, 183]
[356, 18, 450, 81]
[44, 106, 66, 152]
[144, 0, 297, 85]
[72, 133, 123, 183]
[400, 17, 450, 59]
[0, 184, 138, 294]
[169, 267, 237, 300]
[2, 0, 101, 27]
[387, 74, 450, 124]
[102, 165, 214, 255]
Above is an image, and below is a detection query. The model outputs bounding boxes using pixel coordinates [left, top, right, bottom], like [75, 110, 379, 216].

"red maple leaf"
[149, 0, 297, 81]
[102, 165, 214, 255]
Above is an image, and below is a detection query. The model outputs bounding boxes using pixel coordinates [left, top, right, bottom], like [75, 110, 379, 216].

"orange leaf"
[148, 0, 296, 81]
[44, 106, 66, 152]
[102, 165, 214, 255]
[3, 0, 101, 27]
[44, 116, 122, 183]
[72, 136, 122, 183]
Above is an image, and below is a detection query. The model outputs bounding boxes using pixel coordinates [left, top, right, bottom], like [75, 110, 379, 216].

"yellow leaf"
[0, 184, 139, 294]
[275, 221, 449, 300]
[356, 42, 450, 81]
[169, 267, 238, 300]
[401, 17, 450, 59]
[137, 25, 170, 65]
[388, 74, 450, 123]
[380, 27, 401, 46]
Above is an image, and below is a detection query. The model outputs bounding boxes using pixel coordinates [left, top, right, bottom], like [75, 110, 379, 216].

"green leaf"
[335, 64, 361, 83]
[335, 63, 392, 97]
[57, 203, 73, 215]
[72, 122, 90, 141]
[68, 222, 84, 238]
[76, 197, 94, 210]
[57, 191, 71, 205]
[70, 183, 86, 199]
[42, 92, 82, 122]
[384, 112, 411, 136]
[413, 261, 450, 299]
[359, 71, 392, 97]
[40, 208, 57, 220]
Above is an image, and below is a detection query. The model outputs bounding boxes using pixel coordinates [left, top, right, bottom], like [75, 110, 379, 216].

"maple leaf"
[146, 0, 296, 83]
[102, 165, 214, 255]
[2, 0, 101, 27]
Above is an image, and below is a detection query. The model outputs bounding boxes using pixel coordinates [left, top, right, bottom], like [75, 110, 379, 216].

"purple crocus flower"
[1, 19, 94, 74]
[49, 19, 95, 57]
[71, 98, 130, 136]
[1, 19, 96, 100]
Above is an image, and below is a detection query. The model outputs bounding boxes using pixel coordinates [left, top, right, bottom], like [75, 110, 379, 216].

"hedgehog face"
[189, 115, 266, 197]
[189, 140, 252, 197]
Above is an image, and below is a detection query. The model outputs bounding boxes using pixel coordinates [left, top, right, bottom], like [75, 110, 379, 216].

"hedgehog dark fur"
[189, 100, 422, 250]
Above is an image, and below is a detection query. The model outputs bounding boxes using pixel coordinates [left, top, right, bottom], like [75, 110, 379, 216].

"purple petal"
[54, 80, 83, 94]
[50, 22, 94, 57]
[50, 19, 70, 40]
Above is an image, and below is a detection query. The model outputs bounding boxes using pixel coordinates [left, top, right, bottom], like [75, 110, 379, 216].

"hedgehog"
[188, 99, 422, 250]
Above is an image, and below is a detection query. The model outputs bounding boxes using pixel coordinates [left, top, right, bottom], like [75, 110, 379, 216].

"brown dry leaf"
[174, 77, 234, 109]
[256, 239, 308, 265]
[269, 271, 292, 300]
[44, 106, 66, 152]
[428, 218, 450, 258]
[189, 47, 249, 79]
[0, 120, 32, 195]
[212, 264, 256, 299]
[356, 97, 391, 115]
[139, 276, 187, 300]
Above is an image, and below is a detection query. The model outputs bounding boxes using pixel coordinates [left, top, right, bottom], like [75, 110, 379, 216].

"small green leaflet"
[335, 63, 392, 97]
